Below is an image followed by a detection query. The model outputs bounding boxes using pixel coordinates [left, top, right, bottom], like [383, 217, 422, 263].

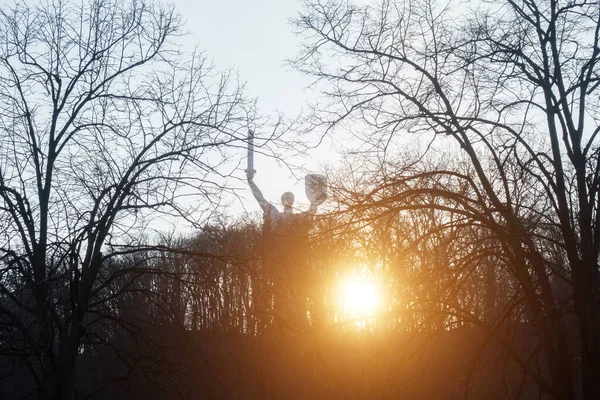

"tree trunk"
[576, 260, 600, 400]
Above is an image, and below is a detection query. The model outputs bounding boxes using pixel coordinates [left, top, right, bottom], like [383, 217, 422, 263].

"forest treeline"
[1, 204, 552, 398]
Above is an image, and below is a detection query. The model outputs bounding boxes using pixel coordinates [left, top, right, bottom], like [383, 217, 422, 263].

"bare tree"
[0, 0, 252, 398]
[294, 0, 600, 398]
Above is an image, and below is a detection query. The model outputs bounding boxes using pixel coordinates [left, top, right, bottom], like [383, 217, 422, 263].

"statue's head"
[281, 191, 295, 209]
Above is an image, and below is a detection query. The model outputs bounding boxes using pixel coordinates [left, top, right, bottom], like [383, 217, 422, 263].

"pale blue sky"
[174, 0, 311, 117]
[173, 0, 327, 215]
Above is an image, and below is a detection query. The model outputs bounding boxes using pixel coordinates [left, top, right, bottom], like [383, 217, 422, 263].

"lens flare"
[341, 279, 378, 317]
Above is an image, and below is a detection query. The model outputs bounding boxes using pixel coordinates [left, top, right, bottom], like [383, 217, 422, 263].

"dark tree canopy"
[0, 0, 251, 398]
[293, 0, 600, 398]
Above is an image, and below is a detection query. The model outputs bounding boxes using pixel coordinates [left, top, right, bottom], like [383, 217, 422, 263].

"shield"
[305, 174, 327, 205]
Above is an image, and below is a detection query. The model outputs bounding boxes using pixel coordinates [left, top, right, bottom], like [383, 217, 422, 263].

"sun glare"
[340, 279, 378, 319]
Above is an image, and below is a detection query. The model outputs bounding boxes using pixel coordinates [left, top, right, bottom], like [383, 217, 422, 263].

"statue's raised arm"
[246, 169, 278, 219]
[245, 128, 279, 220]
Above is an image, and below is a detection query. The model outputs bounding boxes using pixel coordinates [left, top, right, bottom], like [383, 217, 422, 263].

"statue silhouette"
[246, 168, 326, 330]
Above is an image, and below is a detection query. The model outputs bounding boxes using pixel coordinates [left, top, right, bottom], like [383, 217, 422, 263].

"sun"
[340, 279, 378, 318]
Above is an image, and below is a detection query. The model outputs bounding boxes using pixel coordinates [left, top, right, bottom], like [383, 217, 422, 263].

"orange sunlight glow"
[339, 278, 379, 327]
